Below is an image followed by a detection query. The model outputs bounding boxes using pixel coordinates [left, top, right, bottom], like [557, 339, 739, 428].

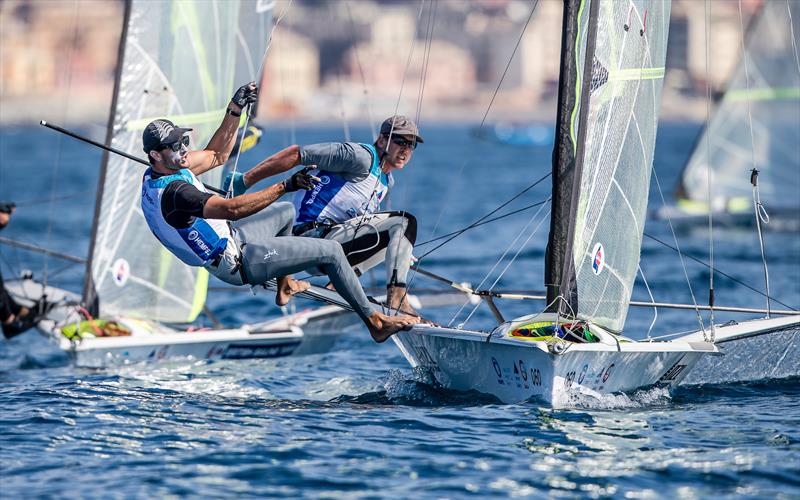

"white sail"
[87, 0, 273, 323]
[566, 0, 671, 332]
[678, 1, 800, 214]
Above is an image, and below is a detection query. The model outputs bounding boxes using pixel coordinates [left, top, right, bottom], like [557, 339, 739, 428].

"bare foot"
[366, 312, 420, 343]
[276, 276, 311, 306]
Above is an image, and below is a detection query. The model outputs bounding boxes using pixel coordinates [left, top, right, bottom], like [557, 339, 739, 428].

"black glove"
[283, 167, 319, 192]
[231, 82, 258, 108]
[0, 202, 15, 214]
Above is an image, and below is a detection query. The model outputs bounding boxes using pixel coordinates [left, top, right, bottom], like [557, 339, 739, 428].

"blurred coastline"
[0, 0, 763, 127]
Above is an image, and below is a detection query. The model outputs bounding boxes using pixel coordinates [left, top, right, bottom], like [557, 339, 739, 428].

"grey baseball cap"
[142, 119, 193, 154]
[380, 115, 424, 144]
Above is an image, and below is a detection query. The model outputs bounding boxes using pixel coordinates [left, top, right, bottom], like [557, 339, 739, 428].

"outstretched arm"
[236, 141, 371, 192]
[204, 168, 318, 221]
[188, 82, 258, 176]
[203, 183, 287, 221]
[241, 144, 302, 188]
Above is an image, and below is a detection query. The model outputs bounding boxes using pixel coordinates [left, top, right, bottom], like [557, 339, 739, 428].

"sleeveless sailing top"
[293, 143, 392, 224]
[141, 168, 234, 267]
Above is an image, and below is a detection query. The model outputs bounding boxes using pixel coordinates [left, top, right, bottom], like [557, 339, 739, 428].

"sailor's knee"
[318, 239, 346, 264]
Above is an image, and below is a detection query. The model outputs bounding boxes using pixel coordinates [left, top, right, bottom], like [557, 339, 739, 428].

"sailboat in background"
[656, 0, 800, 229]
[7, 0, 359, 367]
[386, 0, 800, 406]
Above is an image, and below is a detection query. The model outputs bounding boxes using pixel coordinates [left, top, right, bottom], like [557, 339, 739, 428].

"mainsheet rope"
[226, 0, 294, 198]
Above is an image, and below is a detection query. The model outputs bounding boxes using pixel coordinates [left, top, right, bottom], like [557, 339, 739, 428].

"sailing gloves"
[223, 172, 248, 197]
[231, 82, 258, 109]
[283, 167, 320, 192]
[224, 167, 319, 196]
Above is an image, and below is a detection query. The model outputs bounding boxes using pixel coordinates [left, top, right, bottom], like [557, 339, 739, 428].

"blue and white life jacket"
[141, 168, 232, 267]
[293, 143, 392, 225]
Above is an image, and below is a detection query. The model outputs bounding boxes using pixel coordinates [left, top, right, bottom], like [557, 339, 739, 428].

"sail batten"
[85, 0, 272, 323]
[547, 0, 671, 332]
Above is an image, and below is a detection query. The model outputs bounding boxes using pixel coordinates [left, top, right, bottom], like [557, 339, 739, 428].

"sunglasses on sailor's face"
[161, 135, 190, 152]
[386, 135, 417, 150]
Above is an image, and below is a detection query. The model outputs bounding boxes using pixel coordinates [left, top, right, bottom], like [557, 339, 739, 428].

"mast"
[81, 0, 131, 315]
[545, 0, 599, 314]
[544, 0, 672, 332]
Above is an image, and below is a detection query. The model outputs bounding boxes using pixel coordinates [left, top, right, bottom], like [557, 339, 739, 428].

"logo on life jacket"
[305, 176, 329, 205]
[186, 229, 212, 256]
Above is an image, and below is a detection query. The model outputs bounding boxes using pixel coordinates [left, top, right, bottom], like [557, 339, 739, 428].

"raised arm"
[188, 82, 258, 176]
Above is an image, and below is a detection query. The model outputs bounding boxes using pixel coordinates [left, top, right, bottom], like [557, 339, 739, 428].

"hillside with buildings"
[0, 0, 762, 126]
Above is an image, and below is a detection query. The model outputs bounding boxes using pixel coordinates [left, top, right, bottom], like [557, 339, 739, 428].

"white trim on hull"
[393, 322, 717, 407]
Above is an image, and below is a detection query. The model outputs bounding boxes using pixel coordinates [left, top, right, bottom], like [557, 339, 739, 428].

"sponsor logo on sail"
[591, 242, 605, 275]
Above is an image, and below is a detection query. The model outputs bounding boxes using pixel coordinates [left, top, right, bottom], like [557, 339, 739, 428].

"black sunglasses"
[386, 135, 417, 150]
[162, 135, 190, 152]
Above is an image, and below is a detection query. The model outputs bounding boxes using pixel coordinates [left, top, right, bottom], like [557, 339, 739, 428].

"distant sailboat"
[657, 0, 800, 228]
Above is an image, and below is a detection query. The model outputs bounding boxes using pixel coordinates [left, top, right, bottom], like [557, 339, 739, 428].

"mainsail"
[547, 0, 671, 332]
[83, 0, 273, 323]
[677, 1, 800, 215]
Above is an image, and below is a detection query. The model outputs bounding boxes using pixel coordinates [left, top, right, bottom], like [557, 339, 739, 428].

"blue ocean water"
[1, 123, 798, 497]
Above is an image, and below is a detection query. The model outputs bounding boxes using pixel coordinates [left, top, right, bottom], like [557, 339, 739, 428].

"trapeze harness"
[292, 143, 392, 235]
[141, 168, 248, 285]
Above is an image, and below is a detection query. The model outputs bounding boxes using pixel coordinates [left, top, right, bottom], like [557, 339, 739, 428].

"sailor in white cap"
[224, 115, 425, 315]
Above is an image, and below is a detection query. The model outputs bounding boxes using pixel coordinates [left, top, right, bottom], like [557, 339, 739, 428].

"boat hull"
[678, 316, 800, 385]
[394, 326, 713, 407]
[6, 279, 354, 368]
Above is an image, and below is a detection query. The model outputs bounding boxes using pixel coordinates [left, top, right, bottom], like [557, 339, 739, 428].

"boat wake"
[550, 385, 674, 410]
[333, 369, 499, 407]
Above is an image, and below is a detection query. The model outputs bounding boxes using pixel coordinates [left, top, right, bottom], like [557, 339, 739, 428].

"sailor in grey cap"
[223, 115, 424, 315]
[140, 85, 418, 343]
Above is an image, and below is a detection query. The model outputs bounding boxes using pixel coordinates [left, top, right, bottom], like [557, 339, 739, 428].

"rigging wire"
[738, 0, 772, 317]
[344, 0, 378, 138]
[387, 0, 439, 314]
[637, 264, 658, 341]
[787, 0, 800, 77]
[416, 172, 551, 260]
[42, 1, 82, 292]
[415, 198, 550, 248]
[328, 1, 352, 141]
[226, 0, 294, 197]
[643, 232, 795, 311]
[703, 0, 716, 341]
[400, 0, 541, 319]
[458, 205, 551, 328]
[652, 169, 706, 333]
[349, 0, 428, 271]
[478, 0, 539, 129]
[13, 191, 95, 208]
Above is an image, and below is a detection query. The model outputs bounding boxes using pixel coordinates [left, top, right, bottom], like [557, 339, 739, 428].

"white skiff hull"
[678, 316, 800, 385]
[6, 279, 357, 368]
[394, 325, 716, 407]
